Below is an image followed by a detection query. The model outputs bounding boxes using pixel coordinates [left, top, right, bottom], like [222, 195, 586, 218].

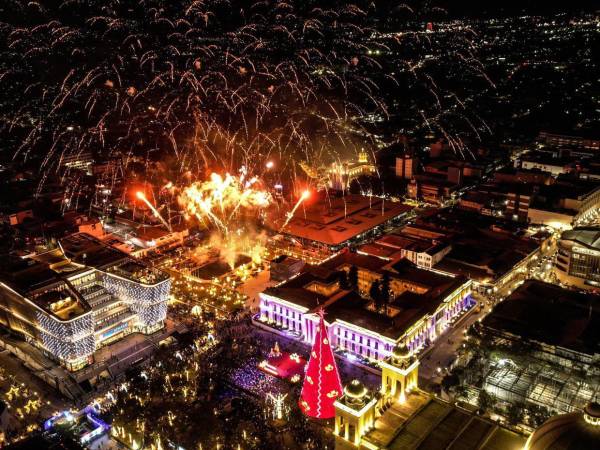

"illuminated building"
[473, 281, 600, 415]
[0, 233, 170, 371]
[44, 405, 111, 446]
[524, 402, 600, 450]
[395, 154, 416, 179]
[258, 252, 472, 361]
[59, 150, 94, 175]
[555, 227, 600, 290]
[407, 175, 458, 205]
[272, 193, 412, 263]
[573, 186, 600, 226]
[333, 344, 525, 449]
[328, 151, 376, 190]
[538, 131, 600, 152]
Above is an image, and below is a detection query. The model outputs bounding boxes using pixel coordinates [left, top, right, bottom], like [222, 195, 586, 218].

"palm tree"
[348, 265, 359, 291]
[380, 273, 391, 314]
[369, 280, 381, 311]
[338, 270, 350, 289]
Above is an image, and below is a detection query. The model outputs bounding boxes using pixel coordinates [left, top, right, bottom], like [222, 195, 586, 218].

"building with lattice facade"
[0, 233, 170, 371]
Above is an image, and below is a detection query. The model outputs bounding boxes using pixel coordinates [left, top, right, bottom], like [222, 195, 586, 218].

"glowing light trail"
[279, 190, 310, 232]
[136, 191, 172, 232]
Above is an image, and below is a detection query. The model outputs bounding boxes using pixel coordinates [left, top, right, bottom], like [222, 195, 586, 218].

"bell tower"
[379, 343, 419, 403]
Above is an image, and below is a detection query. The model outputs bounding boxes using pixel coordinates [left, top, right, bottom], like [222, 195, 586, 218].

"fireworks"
[178, 170, 272, 268]
[178, 171, 271, 233]
[0, 0, 492, 202]
[136, 191, 172, 231]
[279, 189, 310, 232]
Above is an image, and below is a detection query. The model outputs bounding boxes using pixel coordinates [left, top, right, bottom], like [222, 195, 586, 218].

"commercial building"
[395, 154, 416, 179]
[555, 227, 600, 290]
[393, 211, 543, 295]
[573, 184, 600, 226]
[0, 233, 170, 371]
[272, 194, 412, 263]
[527, 179, 600, 229]
[59, 150, 94, 175]
[538, 130, 600, 152]
[407, 175, 458, 205]
[472, 281, 600, 415]
[257, 252, 472, 361]
[520, 152, 575, 176]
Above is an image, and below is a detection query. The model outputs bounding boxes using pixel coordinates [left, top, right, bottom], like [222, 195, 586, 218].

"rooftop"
[481, 280, 600, 356]
[349, 391, 526, 450]
[275, 194, 411, 246]
[60, 233, 169, 284]
[60, 232, 127, 268]
[0, 257, 91, 321]
[264, 252, 467, 339]
[561, 227, 600, 250]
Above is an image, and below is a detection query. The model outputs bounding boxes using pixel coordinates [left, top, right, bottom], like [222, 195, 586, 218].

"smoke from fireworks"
[178, 169, 272, 268]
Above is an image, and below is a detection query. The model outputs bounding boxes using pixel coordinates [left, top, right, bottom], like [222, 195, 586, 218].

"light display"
[299, 310, 343, 419]
[102, 273, 170, 327]
[266, 393, 289, 421]
[37, 311, 95, 362]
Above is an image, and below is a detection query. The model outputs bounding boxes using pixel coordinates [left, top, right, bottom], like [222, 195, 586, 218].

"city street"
[418, 301, 485, 390]
[238, 268, 276, 311]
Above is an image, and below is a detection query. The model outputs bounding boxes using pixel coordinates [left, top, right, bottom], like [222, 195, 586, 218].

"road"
[418, 300, 487, 390]
[418, 247, 557, 390]
[238, 268, 276, 311]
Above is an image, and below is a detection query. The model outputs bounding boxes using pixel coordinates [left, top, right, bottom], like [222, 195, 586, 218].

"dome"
[344, 379, 367, 399]
[392, 343, 410, 359]
[525, 402, 600, 450]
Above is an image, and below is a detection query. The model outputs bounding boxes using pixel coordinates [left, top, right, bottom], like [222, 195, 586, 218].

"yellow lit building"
[334, 344, 526, 449]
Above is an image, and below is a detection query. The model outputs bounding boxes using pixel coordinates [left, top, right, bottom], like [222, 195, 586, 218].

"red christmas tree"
[299, 309, 343, 419]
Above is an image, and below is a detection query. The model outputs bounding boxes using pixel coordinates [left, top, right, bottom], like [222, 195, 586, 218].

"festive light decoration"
[299, 310, 343, 419]
[37, 311, 95, 362]
[266, 392, 290, 421]
[102, 273, 170, 327]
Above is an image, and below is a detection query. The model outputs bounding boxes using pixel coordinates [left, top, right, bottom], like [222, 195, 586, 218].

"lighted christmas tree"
[299, 309, 343, 419]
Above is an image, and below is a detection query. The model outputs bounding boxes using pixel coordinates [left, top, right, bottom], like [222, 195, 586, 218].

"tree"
[380, 273, 391, 314]
[442, 373, 460, 393]
[507, 402, 525, 425]
[299, 310, 342, 418]
[338, 270, 350, 290]
[369, 280, 381, 310]
[348, 265, 359, 291]
[528, 404, 551, 428]
[477, 389, 496, 415]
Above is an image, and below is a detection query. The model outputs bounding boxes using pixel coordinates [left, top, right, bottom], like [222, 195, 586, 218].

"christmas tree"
[299, 309, 343, 419]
